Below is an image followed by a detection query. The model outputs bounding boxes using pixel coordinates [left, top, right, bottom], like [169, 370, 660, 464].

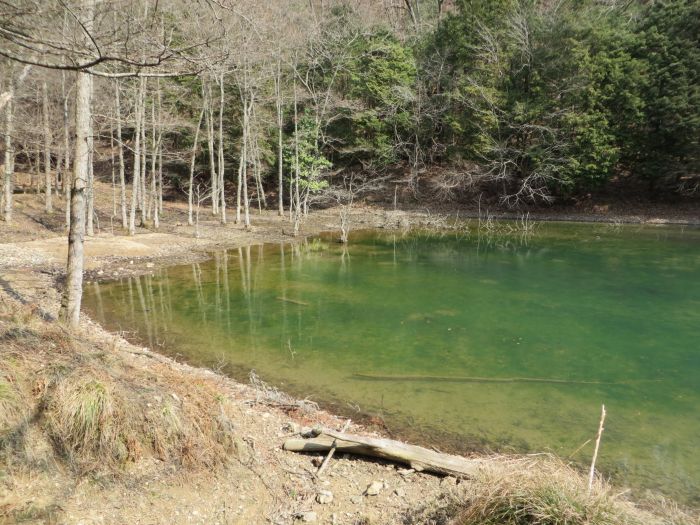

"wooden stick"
[316, 420, 351, 478]
[588, 404, 606, 493]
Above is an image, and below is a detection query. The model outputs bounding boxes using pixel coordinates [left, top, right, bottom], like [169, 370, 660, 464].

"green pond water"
[82, 222, 700, 504]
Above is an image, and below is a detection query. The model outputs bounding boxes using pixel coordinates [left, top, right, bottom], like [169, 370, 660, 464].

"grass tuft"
[43, 372, 130, 468]
[406, 456, 699, 525]
[454, 458, 641, 525]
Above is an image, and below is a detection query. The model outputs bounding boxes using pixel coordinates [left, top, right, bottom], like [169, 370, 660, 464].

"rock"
[350, 496, 363, 505]
[316, 490, 333, 504]
[394, 488, 406, 498]
[283, 422, 301, 434]
[311, 457, 323, 468]
[300, 427, 315, 438]
[364, 481, 384, 496]
[298, 511, 317, 522]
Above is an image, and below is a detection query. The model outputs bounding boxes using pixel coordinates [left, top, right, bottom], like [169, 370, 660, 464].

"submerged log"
[283, 428, 484, 478]
[276, 296, 309, 306]
[352, 373, 607, 385]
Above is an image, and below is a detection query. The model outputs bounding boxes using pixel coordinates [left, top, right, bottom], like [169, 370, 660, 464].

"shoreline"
[1, 188, 698, 523]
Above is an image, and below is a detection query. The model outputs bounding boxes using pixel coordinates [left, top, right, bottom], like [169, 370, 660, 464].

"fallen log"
[352, 372, 607, 385]
[276, 296, 309, 306]
[283, 428, 484, 478]
[352, 373, 662, 386]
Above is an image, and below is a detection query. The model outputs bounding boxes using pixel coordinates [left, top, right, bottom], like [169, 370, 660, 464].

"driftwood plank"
[283, 429, 484, 478]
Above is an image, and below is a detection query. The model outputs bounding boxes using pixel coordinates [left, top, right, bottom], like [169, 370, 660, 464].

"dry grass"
[406, 456, 699, 525]
[455, 458, 639, 525]
[0, 300, 237, 476]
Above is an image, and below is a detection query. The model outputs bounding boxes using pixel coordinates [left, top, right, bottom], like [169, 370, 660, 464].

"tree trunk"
[63, 71, 71, 230]
[218, 73, 226, 224]
[150, 92, 159, 229]
[59, 0, 93, 329]
[242, 97, 250, 228]
[129, 78, 145, 235]
[43, 81, 53, 213]
[115, 81, 127, 229]
[203, 82, 218, 215]
[139, 83, 147, 225]
[157, 80, 164, 216]
[109, 114, 116, 217]
[33, 148, 40, 194]
[293, 79, 301, 234]
[236, 143, 243, 224]
[3, 71, 15, 222]
[86, 86, 95, 236]
[188, 109, 205, 226]
[275, 56, 284, 216]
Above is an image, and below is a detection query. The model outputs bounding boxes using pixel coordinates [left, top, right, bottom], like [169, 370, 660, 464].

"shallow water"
[83, 222, 700, 504]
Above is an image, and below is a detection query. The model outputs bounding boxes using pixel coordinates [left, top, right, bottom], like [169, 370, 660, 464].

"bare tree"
[42, 80, 52, 212]
[188, 108, 205, 225]
[59, 0, 94, 329]
[129, 77, 146, 235]
[114, 80, 127, 228]
[2, 65, 16, 222]
[323, 172, 386, 243]
[217, 73, 227, 224]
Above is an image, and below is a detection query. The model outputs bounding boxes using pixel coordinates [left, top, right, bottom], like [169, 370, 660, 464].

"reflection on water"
[83, 224, 700, 504]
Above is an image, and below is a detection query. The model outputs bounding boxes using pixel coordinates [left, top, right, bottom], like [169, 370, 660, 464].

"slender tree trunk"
[275, 56, 284, 215]
[293, 78, 301, 233]
[188, 109, 204, 226]
[115, 82, 127, 229]
[242, 97, 250, 228]
[33, 148, 40, 194]
[139, 84, 147, 225]
[63, 71, 71, 230]
[157, 80, 163, 216]
[236, 97, 246, 225]
[150, 93, 158, 228]
[236, 143, 243, 224]
[59, 0, 93, 329]
[250, 102, 266, 211]
[56, 149, 63, 194]
[157, 142, 163, 216]
[218, 74, 226, 224]
[129, 78, 145, 236]
[109, 115, 116, 217]
[43, 81, 53, 212]
[203, 82, 218, 215]
[86, 91, 95, 236]
[3, 72, 14, 222]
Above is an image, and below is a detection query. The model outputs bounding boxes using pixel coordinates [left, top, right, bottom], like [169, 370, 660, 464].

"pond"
[82, 222, 700, 504]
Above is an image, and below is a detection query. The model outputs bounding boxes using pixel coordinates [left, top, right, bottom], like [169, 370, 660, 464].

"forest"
[1, 0, 698, 232]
